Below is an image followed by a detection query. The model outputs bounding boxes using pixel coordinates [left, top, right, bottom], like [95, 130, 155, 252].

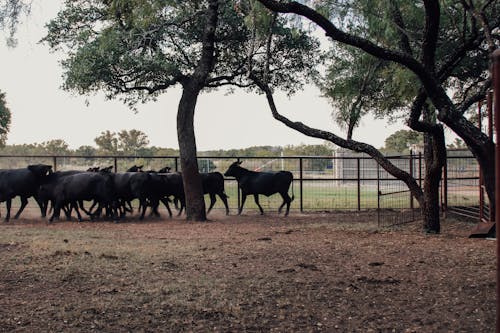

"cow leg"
[253, 194, 264, 215]
[176, 197, 185, 216]
[63, 204, 72, 220]
[5, 198, 11, 221]
[206, 193, 217, 215]
[13, 196, 28, 219]
[278, 192, 292, 216]
[149, 198, 161, 217]
[71, 202, 83, 222]
[83, 200, 96, 217]
[160, 197, 172, 218]
[139, 198, 148, 220]
[219, 193, 229, 215]
[238, 193, 247, 215]
[126, 200, 133, 213]
[33, 195, 46, 218]
[49, 202, 60, 222]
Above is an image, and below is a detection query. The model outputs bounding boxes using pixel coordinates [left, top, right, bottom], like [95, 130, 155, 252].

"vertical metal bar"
[410, 150, 414, 210]
[357, 157, 361, 211]
[114, 157, 117, 173]
[491, 49, 500, 333]
[488, 92, 495, 222]
[175, 157, 179, 172]
[377, 162, 380, 227]
[236, 157, 241, 210]
[418, 152, 422, 187]
[443, 152, 448, 216]
[53, 156, 57, 172]
[479, 100, 484, 222]
[299, 157, 303, 213]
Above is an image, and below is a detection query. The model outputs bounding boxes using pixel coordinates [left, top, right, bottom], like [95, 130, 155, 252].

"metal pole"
[357, 158, 361, 211]
[52, 156, 57, 172]
[299, 157, 303, 213]
[488, 92, 495, 222]
[377, 163, 380, 227]
[492, 48, 500, 333]
[479, 100, 485, 222]
[410, 150, 414, 210]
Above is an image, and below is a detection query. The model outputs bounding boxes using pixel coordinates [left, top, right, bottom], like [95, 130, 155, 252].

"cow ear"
[237, 161, 242, 165]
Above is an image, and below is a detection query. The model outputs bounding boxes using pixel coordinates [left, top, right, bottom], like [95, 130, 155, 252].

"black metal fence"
[0, 149, 481, 225]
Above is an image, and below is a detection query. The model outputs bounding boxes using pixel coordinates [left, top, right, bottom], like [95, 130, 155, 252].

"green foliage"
[94, 129, 149, 155]
[94, 130, 119, 154]
[0, 0, 31, 46]
[42, 0, 321, 105]
[447, 138, 467, 150]
[383, 130, 423, 153]
[39, 139, 70, 155]
[0, 91, 11, 147]
[316, 0, 498, 136]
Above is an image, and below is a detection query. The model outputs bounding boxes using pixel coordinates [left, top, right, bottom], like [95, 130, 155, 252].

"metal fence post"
[377, 163, 380, 227]
[410, 150, 414, 210]
[299, 157, 303, 212]
[357, 157, 361, 211]
[53, 156, 57, 172]
[114, 157, 118, 173]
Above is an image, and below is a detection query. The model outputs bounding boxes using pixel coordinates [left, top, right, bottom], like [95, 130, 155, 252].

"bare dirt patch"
[0, 211, 495, 332]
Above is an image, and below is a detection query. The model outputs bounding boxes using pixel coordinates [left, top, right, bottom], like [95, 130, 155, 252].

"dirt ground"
[0, 210, 496, 332]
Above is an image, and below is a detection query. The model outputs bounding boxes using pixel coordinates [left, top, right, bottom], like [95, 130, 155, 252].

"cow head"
[27, 164, 53, 177]
[224, 161, 243, 177]
[127, 165, 143, 172]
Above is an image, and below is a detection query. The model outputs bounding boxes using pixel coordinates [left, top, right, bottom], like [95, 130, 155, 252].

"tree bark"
[176, 0, 218, 221]
[420, 106, 446, 233]
[177, 84, 206, 221]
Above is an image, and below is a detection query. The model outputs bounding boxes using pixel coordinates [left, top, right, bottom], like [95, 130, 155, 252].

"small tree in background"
[384, 130, 424, 153]
[0, 91, 11, 147]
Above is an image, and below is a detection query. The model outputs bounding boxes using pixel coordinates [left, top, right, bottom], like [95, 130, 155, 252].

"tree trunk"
[175, 0, 218, 222]
[421, 132, 443, 233]
[177, 85, 206, 221]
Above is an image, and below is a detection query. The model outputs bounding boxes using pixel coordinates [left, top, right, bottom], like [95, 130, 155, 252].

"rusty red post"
[493, 49, 500, 333]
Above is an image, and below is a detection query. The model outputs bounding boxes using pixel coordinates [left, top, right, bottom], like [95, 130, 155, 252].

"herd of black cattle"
[0, 161, 295, 222]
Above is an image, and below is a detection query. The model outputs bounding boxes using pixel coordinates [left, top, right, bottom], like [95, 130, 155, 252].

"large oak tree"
[43, 0, 320, 220]
[255, 0, 499, 232]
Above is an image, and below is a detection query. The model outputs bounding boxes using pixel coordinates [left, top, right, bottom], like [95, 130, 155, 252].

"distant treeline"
[0, 141, 333, 158]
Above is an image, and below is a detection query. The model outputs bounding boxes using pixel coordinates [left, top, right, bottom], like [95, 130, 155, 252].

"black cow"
[158, 166, 171, 173]
[127, 165, 143, 172]
[0, 164, 53, 221]
[49, 172, 117, 222]
[202, 172, 229, 215]
[38, 170, 83, 217]
[157, 172, 228, 216]
[156, 172, 185, 216]
[113, 172, 152, 219]
[224, 161, 294, 216]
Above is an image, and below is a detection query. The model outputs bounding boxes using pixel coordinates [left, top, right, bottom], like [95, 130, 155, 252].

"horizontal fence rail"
[0, 149, 481, 225]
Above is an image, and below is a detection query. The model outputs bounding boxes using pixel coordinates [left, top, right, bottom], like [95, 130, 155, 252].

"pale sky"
[0, 1, 408, 151]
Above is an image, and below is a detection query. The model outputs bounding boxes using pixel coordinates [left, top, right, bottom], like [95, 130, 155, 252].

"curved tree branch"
[250, 73, 424, 204]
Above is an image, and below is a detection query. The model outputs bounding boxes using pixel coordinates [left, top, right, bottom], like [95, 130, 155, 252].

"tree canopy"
[42, 0, 319, 105]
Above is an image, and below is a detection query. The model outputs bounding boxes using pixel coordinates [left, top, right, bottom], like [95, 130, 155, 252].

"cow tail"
[290, 175, 295, 202]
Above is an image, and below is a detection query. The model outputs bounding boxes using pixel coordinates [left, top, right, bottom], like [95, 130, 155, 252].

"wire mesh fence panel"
[0, 152, 484, 221]
[445, 151, 480, 219]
